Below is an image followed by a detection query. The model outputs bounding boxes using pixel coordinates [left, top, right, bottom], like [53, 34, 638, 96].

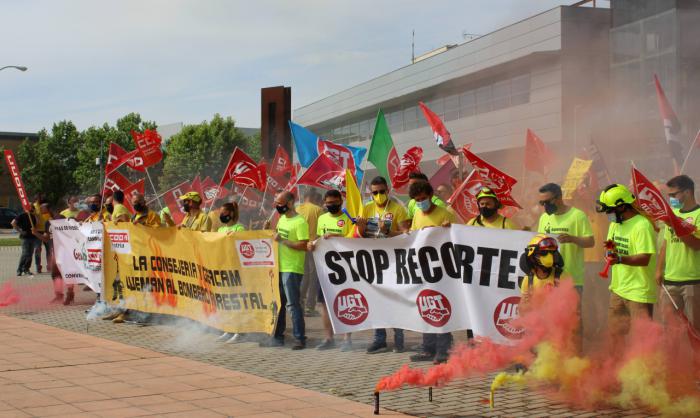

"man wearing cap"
[131, 193, 162, 227]
[467, 187, 519, 229]
[165, 191, 211, 231]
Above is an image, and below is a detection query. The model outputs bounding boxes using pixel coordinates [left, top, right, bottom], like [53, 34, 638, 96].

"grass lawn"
[0, 238, 21, 246]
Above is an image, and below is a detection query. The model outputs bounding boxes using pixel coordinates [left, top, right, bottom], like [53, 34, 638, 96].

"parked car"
[0, 208, 19, 228]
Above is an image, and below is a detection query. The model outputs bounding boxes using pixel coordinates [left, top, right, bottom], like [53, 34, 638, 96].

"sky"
[0, 0, 574, 133]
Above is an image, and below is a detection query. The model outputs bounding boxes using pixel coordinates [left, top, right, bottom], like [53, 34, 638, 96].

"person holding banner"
[266, 191, 309, 350]
[166, 192, 211, 231]
[657, 175, 700, 329]
[596, 184, 657, 351]
[131, 193, 162, 227]
[408, 180, 457, 364]
[308, 189, 355, 351]
[467, 187, 519, 230]
[217, 202, 245, 233]
[111, 190, 131, 223]
[60, 196, 80, 219]
[12, 207, 38, 277]
[65, 193, 103, 305]
[406, 172, 447, 219]
[355, 176, 408, 353]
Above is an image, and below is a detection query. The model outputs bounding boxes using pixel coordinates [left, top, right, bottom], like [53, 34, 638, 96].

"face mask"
[416, 199, 431, 212]
[325, 204, 341, 214]
[479, 206, 497, 218]
[670, 197, 682, 209]
[544, 202, 558, 215]
[105, 204, 114, 214]
[276, 205, 289, 215]
[373, 193, 388, 206]
[219, 214, 232, 224]
[182, 203, 191, 213]
[89, 203, 100, 213]
[134, 203, 146, 213]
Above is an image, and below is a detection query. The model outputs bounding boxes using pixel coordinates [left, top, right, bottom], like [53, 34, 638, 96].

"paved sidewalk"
[0, 315, 406, 418]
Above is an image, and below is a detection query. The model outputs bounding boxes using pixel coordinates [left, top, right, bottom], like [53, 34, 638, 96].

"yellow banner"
[561, 158, 593, 200]
[103, 224, 280, 334]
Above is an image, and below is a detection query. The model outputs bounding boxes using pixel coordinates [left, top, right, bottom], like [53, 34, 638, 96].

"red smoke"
[0, 282, 20, 306]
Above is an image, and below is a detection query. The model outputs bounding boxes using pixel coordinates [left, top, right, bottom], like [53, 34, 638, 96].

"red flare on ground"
[0, 282, 21, 306]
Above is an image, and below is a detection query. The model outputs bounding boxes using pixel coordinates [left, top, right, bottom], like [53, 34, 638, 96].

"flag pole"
[680, 129, 700, 174]
[145, 168, 164, 211]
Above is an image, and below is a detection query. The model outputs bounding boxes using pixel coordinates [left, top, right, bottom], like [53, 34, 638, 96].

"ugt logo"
[416, 289, 451, 327]
[494, 296, 524, 339]
[333, 288, 369, 325]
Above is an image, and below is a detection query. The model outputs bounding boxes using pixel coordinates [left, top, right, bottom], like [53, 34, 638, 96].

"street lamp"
[0, 66, 28, 72]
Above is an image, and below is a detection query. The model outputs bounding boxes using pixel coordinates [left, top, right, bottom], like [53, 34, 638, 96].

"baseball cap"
[179, 191, 202, 203]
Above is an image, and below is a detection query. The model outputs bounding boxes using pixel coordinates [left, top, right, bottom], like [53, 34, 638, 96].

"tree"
[17, 121, 81, 205]
[74, 113, 157, 193]
[159, 114, 260, 190]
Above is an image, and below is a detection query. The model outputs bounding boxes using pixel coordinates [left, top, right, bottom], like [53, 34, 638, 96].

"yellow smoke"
[528, 342, 590, 391]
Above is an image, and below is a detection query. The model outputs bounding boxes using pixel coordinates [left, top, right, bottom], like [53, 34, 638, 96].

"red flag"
[419, 101, 459, 155]
[297, 153, 345, 191]
[3, 150, 31, 212]
[219, 147, 266, 191]
[190, 175, 204, 197]
[238, 187, 264, 213]
[122, 179, 145, 213]
[430, 159, 457, 191]
[103, 171, 132, 197]
[463, 149, 521, 208]
[162, 181, 190, 224]
[631, 167, 696, 237]
[653, 74, 684, 167]
[284, 164, 300, 195]
[447, 170, 486, 222]
[271, 145, 292, 178]
[318, 140, 358, 176]
[200, 176, 229, 206]
[525, 129, 555, 175]
[391, 146, 423, 190]
[105, 142, 144, 174]
[131, 130, 163, 168]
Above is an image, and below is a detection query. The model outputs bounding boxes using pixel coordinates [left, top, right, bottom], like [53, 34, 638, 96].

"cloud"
[0, 0, 572, 132]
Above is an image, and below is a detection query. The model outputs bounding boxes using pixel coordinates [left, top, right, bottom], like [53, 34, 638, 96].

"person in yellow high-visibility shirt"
[408, 180, 457, 365]
[164, 192, 211, 231]
[308, 189, 355, 352]
[406, 172, 446, 220]
[296, 188, 324, 317]
[467, 187, 519, 230]
[657, 175, 700, 330]
[111, 190, 131, 223]
[596, 184, 656, 352]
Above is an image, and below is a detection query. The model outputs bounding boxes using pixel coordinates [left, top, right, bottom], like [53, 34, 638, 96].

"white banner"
[313, 225, 536, 344]
[51, 219, 104, 293]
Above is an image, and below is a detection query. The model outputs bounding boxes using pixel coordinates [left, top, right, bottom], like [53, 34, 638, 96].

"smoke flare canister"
[373, 391, 379, 415]
[429, 386, 433, 402]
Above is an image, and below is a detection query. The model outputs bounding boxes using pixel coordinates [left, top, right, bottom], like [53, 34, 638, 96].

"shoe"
[339, 341, 352, 352]
[291, 340, 306, 350]
[112, 313, 125, 323]
[366, 341, 388, 354]
[102, 311, 121, 321]
[316, 339, 336, 350]
[260, 338, 284, 348]
[63, 291, 75, 306]
[393, 345, 405, 353]
[433, 353, 449, 364]
[50, 294, 63, 304]
[304, 309, 320, 317]
[225, 334, 243, 344]
[217, 332, 232, 342]
[16, 272, 22, 277]
[410, 352, 435, 362]
[37, 266, 42, 274]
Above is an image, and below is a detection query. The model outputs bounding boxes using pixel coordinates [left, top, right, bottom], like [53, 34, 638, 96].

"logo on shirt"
[416, 289, 451, 327]
[337, 219, 345, 228]
[494, 296, 524, 339]
[334, 288, 369, 325]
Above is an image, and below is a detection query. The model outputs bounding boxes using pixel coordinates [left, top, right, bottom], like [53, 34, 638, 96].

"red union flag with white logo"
[103, 171, 132, 196]
[105, 142, 145, 174]
[631, 167, 696, 237]
[219, 147, 267, 191]
[3, 150, 31, 212]
[122, 179, 145, 213]
[162, 181, 190, 224]
[270, 145, 292, 179]
[131, 130, 163, 168]
[463, 149, 521, 208]
[419, 101, 459, 155]
[448, 170, 485, 222]
[318, 140, 357, 176]
[296, 153, 345, 191]
[313, 224, 530, 342]
[391, 146, 423, 191]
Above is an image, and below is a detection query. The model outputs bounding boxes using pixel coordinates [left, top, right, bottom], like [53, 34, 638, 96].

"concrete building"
[293, 0, 700, 189]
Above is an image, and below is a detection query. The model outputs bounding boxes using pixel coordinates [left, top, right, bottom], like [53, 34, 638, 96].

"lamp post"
[0, 66, 28, 72]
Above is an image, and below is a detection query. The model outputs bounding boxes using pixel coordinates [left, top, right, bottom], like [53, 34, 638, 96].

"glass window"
[476, 85, 492, 114]
[403, 106, 418, 131]
[612, 22, 642, 63]
[511, 74, 530, 106]
[459, 90, 475, 118]
[444, 94, 460, 121]
[425, 98, 444, 116]
[387, 110, 403, 133]
[359, 119, 370, 140]
[492, 80, 510, 111]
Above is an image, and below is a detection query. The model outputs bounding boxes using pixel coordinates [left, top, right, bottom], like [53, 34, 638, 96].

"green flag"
[368, 109, 398, 187]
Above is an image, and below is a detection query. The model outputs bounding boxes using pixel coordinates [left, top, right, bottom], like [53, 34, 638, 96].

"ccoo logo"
[494, 296, 524, 339]
[333, 288, 369, 325]
[416, 289, 452, 327]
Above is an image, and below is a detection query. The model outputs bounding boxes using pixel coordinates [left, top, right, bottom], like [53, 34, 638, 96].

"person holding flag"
[355, 176, 408, 353]
[656, 175, 700, 330]
[267, 191, 309, 350]
[406, 172, 447, 219]
[164, 192, 211, 231]
[408, 180, 457, 364]
[596, 184, 657, 351]
[467, 187, 519, 229]
[12, 206, 38, 277]
[308, 189, 355, 351]
[537, 182, 593, 352]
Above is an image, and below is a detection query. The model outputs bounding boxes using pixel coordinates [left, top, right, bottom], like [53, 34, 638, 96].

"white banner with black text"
[51, 219, 104, 293]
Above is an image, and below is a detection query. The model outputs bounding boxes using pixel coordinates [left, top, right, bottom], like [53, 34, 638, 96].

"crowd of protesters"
[10, 172, 700, 366]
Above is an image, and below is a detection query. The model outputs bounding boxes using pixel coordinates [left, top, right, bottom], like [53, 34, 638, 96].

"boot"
[102, 311, 121, 320]
[112, 313, 125, 323]
[63, 289, 75, 305]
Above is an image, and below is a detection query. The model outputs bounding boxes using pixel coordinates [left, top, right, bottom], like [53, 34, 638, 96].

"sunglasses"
[371, 190, 387, 195]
